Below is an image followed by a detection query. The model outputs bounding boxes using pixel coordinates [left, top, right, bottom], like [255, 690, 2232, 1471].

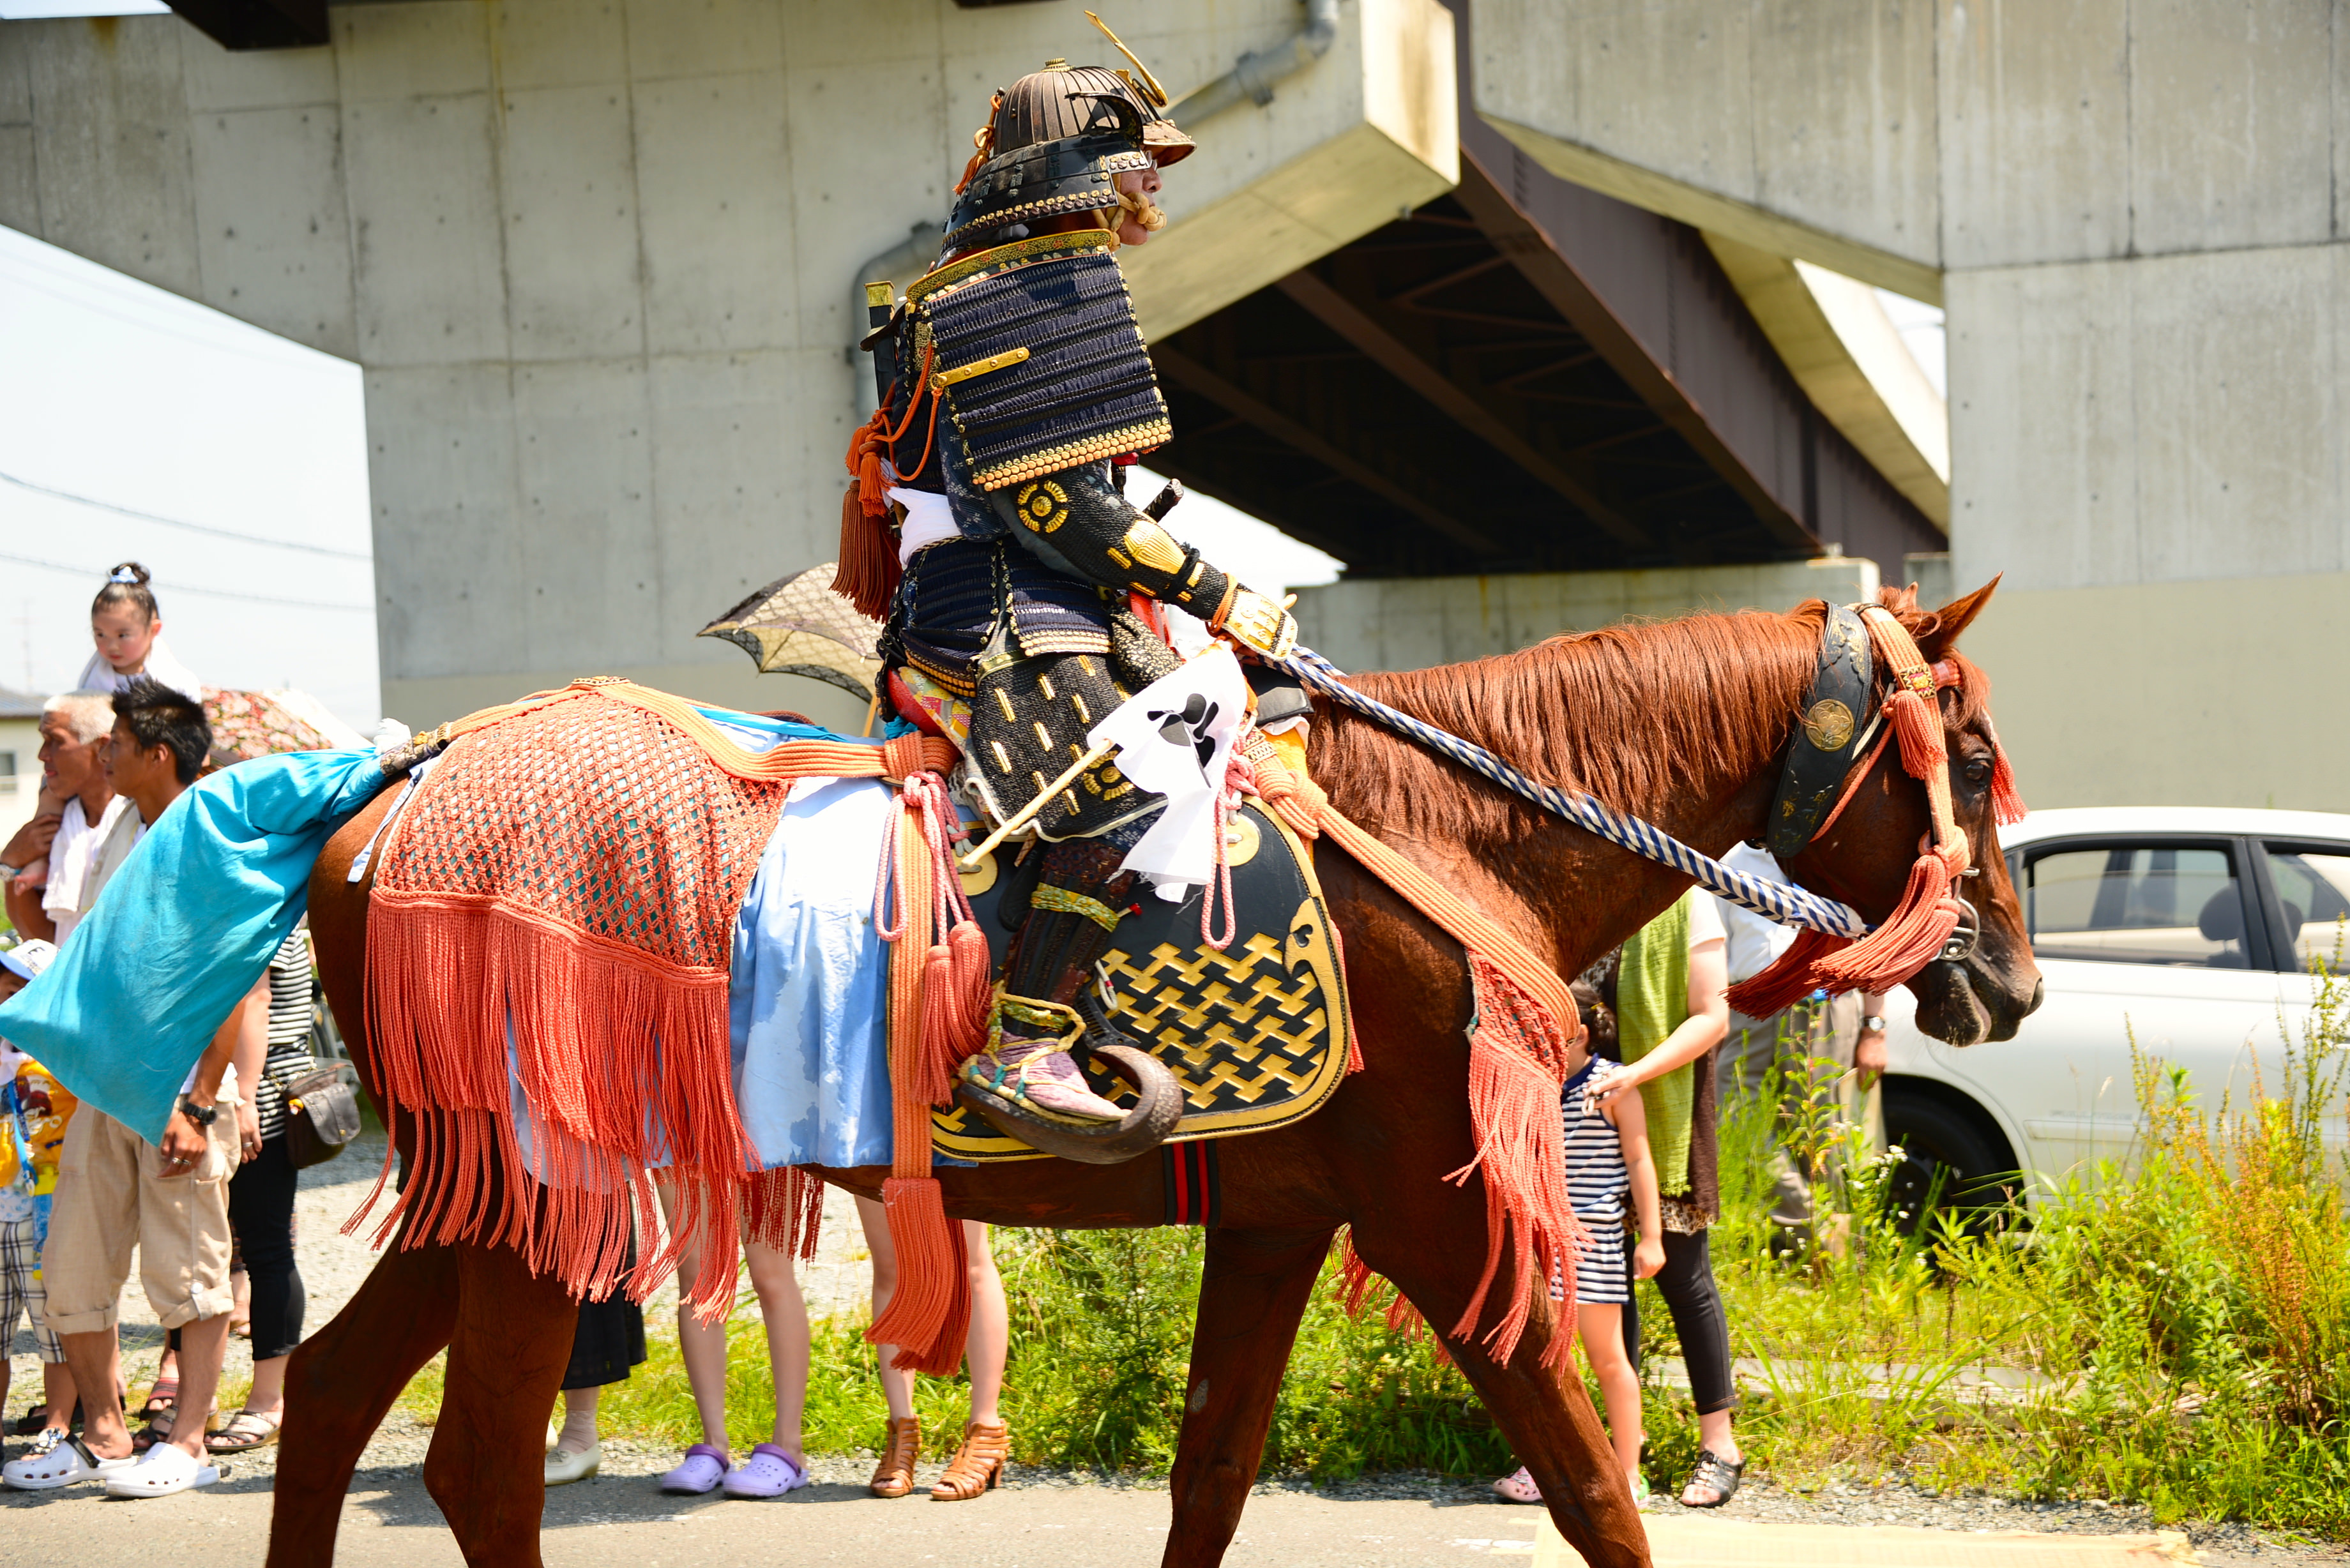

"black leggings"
[1622, 1227, 1736, 1416]
[227, 1135, 305, 1361]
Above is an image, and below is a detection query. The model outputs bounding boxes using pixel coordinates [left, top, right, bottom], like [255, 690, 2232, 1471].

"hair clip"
[109, 567, 140, 585]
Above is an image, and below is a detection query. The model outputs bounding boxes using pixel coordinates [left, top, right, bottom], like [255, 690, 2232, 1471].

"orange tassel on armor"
[835, 345, 938, 620]
[833, 481, 900, 622]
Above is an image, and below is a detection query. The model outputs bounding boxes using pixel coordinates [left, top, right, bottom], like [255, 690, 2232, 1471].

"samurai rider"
[841, 41, 1298, 1127]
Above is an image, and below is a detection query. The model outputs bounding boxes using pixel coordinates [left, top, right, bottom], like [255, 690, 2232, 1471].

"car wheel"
[1881, 1089, 2017, 1233]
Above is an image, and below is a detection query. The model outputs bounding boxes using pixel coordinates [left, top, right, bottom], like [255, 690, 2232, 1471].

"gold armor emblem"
[1119, 517, 1186, 574]
[1803, 698, 1856, 753]
[1223, 810, 1262, 867]
[1017, 479, 1071, 533]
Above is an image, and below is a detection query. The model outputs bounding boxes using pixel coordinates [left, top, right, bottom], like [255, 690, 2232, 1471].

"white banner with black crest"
[1087, 644, 1249, 896]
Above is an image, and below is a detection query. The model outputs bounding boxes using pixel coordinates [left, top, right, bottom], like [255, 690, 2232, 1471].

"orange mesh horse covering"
[359, 679, 952, 1311]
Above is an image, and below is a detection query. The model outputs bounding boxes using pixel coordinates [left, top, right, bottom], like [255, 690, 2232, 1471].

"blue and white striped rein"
[1267, 647, 1871, 940]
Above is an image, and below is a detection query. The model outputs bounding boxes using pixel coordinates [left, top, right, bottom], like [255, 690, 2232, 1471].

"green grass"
[390, 945, 2350, 1534]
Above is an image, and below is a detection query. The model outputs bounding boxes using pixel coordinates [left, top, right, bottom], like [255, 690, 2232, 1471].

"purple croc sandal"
[660, 1444, 729, 1495]
[722, 1443, 809, 1500]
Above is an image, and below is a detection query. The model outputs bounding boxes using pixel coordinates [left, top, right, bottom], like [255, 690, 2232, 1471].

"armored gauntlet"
[990, 465, 1296, 658]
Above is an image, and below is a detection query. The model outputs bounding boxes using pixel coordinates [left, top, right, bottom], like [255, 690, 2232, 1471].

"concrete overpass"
[1472, 0, 2350, 810]
[0, 0, 1460, 730]
[8, 2, 2333, 810]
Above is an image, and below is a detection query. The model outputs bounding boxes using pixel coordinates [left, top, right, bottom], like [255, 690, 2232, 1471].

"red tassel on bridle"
[1725, 607, 2024, 1013]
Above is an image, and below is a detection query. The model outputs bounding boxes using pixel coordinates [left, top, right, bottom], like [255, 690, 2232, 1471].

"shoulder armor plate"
[913, 234, 1171, 493]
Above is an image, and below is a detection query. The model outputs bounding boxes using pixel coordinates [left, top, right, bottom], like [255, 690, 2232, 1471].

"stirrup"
[956, 993, 1184, 1165]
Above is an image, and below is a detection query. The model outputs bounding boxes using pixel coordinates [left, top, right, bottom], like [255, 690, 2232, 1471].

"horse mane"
[1308, 587, 1992, 848]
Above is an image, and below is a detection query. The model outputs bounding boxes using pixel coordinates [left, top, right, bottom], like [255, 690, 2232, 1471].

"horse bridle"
[1762, 603, 1982, 964]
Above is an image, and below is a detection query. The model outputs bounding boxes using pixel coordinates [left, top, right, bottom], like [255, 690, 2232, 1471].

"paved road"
[9, 1469, 1551, 1566]
[4, 1473, 2242, 1568]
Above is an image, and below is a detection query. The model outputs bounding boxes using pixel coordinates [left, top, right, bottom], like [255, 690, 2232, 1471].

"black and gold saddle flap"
[934, 801, 1353, 1163]
[909, 230, 1171, 492]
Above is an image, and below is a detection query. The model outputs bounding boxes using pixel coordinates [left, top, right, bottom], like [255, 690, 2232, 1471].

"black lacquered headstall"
[1764, 603, 1881, 860]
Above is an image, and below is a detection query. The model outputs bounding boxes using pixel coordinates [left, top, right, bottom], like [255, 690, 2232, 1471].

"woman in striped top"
[204, 928, 315, 1454]
[1493, 990, 1665, 1506]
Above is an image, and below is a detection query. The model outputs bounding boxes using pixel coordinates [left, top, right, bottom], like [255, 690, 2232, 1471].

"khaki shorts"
[40, 1102, 241, 1336]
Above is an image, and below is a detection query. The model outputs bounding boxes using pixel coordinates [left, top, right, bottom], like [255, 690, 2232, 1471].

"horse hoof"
[956, 1043, 1185, 1165]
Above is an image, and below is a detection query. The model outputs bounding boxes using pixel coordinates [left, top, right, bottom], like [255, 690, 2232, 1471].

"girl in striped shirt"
[1494, 987, 1665, 1504]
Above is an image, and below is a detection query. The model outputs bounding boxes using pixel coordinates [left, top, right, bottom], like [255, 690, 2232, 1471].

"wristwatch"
[1860, 1014, 1889, 1035]
[0, 862, 20, 881]
[175, 1094, 219, 1127]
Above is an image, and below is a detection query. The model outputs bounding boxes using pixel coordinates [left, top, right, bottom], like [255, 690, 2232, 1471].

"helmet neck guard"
[941, 59, 1189, 256]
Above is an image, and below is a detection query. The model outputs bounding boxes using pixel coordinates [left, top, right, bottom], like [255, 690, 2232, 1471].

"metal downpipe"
[1167, 0, 1340, 126]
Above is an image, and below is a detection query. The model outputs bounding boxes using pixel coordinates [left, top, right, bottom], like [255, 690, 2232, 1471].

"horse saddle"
[934, 799, 1354, 1162]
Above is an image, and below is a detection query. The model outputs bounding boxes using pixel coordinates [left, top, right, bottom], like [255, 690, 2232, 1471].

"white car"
[1882, 807, 2350, 1211]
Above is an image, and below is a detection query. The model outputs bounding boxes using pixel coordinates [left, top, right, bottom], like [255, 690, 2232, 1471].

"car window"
[2263, 845, 2350, 973]
[2025, 843, 2252, 968]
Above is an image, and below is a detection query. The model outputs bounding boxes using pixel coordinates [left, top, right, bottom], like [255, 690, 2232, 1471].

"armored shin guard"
[962, 842, 1141, 1123]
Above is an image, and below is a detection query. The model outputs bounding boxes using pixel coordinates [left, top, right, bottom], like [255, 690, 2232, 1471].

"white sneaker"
[545, 1440, 600, 1486]
[102, 1442, 225, 1498]
[4, 1431, 136, 1490]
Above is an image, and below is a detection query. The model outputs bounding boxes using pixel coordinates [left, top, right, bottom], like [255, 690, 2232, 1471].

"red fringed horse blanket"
[357, 679, 951, 1309]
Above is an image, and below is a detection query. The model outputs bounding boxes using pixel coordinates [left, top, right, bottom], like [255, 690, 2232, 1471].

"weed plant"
[391, 947, 2350, 1532]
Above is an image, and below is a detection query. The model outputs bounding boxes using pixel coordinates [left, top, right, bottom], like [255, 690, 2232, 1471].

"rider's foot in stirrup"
[963, 1037, 1125, 1122]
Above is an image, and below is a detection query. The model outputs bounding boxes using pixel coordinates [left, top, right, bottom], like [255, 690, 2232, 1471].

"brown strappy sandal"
[929, 1419, 1010, 1500]
[869, 1416, 921, 1498]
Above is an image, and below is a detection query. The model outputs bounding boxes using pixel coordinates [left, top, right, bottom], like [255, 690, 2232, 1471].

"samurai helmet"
[941, 18, 1193, 255]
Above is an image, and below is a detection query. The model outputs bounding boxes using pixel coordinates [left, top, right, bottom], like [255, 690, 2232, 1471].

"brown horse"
[266, 584, 2039, 1568]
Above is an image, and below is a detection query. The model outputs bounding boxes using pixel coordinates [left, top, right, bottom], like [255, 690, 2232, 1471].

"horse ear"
[1916, 575, 2001, 660]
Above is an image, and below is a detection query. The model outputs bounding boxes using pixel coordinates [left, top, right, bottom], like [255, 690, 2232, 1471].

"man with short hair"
[1, 677, 264, 1498]
[0, 692, 125, 944]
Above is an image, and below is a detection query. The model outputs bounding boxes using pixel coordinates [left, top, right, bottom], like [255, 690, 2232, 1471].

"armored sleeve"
[987, 467, 1289, 656]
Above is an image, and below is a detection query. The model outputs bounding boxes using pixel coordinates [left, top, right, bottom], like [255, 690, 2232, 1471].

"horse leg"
[267, 1240, 460, 1567]
[1162, 1225, 1337, 1568]
[420, 1242, 579, 1568]
[1358, 1225, 1648, 1568]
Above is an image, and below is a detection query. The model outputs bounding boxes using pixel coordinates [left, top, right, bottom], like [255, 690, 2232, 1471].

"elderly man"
[1, 678, 264, 1498]
[0, 692, 128, 945]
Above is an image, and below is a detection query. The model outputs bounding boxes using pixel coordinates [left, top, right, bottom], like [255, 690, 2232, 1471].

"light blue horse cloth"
[726, 775, 896, 1170]
[0, 746, 394, 1143]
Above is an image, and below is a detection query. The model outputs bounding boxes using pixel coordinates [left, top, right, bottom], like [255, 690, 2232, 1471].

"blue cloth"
[0, 748, 393, 1143]
[729, 776, 895, 1170]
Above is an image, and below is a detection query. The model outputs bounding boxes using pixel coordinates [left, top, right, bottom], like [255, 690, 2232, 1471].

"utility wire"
[0, 467, 372, 559]
[0, 548, 372, 612]
[0, 259, 347, 377]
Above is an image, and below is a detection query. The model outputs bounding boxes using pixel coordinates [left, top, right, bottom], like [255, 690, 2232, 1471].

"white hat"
[0, 939, 57, 983]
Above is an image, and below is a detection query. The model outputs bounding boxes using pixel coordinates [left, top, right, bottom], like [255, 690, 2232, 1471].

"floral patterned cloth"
[201, 690, 340, 774]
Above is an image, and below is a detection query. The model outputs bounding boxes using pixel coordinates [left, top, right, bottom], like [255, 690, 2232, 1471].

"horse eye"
[1962, 759, 1992, 786]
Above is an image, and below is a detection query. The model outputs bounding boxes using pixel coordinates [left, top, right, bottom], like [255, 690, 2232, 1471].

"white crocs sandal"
[102, 1442, 225, 1498]
[3, 1432, 136, 1491]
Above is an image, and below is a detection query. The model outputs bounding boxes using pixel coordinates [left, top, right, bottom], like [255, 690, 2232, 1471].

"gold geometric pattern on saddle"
[932, 801, 1353, 1163]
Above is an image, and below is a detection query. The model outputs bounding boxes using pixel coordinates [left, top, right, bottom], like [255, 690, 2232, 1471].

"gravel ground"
[7, 1142, 2340, 1565]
